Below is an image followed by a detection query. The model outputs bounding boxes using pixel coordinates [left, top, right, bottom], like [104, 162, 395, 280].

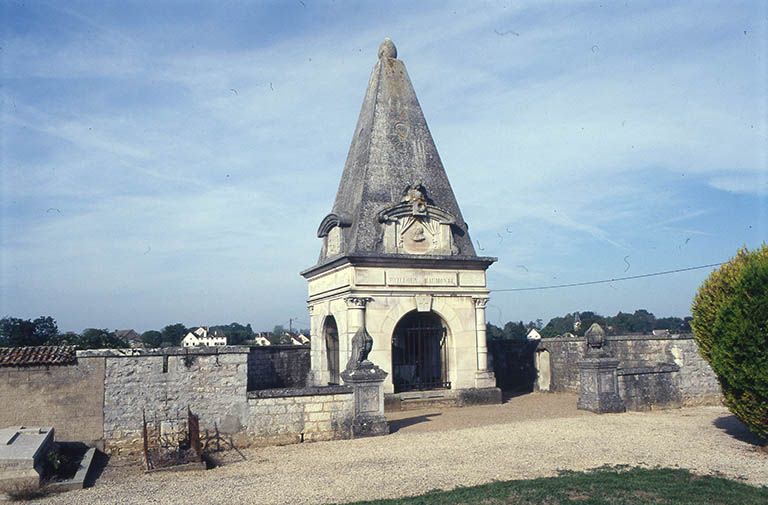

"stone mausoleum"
[302, 39, 500, 407]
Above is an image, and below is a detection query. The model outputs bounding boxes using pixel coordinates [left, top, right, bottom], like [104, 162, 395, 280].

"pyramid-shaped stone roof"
[303, 39, 495, 276]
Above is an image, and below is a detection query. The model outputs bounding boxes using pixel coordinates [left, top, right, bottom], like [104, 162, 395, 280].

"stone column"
[344, 297, 371, 366]
[472, 297, 496, 389]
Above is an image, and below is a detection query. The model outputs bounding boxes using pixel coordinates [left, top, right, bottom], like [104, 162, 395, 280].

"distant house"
[253, 336, 271, 346]
[526, 328, 542, 340]
[652, 329, 671, 337]
[114, 329, 142, 348]
[182, 327, 227, 347]
[290, 333, 310, 346]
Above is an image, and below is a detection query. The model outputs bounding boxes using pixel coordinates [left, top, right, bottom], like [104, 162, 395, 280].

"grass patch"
[339, 467, 768, 505]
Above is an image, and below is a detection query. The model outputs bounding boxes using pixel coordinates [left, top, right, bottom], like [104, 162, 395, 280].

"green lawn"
[339, 467, 768, 505]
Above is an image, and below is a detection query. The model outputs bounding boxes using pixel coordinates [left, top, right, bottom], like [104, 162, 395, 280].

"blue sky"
[1, 1, 766, 333]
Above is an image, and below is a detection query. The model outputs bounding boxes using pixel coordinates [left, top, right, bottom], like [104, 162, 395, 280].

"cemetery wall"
[246, 387, 354, 445]
[247, 345, 311, 390]
[0, 356, 105, 445]
[1, 347, 356, 456]
[536, 334, 722, 407]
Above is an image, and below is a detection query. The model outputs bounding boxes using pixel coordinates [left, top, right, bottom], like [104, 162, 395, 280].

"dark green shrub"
[691, 245, 768, 440]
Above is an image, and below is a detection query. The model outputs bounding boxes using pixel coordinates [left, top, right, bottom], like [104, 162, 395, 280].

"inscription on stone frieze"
[386, 270, 457, 287]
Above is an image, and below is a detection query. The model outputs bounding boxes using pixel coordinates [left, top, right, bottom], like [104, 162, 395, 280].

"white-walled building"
[526, 328, 542, 340]
[182, 327, 227, 347]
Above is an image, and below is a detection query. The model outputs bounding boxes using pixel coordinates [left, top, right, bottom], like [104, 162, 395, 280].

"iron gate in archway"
[392, 311, 450, 392]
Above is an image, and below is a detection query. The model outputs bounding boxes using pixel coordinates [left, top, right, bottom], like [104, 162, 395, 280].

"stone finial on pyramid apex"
[378, 38, 397, 59]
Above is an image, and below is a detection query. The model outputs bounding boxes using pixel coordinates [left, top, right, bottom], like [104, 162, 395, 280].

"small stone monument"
[576, 323, 625, 413]
[340, 327, 389, 437]
[0, 426, 54, 491]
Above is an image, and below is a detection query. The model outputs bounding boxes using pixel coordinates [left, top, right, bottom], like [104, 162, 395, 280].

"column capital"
[472, 297, 489, 308]
[345, 296, 373, 308]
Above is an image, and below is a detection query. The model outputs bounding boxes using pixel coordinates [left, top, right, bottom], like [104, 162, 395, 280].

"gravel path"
[21, 394, 768, 505]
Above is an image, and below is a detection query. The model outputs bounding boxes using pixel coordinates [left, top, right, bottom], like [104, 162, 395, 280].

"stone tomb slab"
[0, 426, 54, 490]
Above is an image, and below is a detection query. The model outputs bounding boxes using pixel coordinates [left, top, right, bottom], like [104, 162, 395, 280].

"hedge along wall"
[536, 333, 722, 408]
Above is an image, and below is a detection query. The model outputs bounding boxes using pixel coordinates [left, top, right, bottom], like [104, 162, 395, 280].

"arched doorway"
[323, 316, 340, 385]
[392, 311, 449, 392]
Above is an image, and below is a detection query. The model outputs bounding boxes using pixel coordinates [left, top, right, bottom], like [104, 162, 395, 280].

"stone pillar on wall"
[342, 363, 389, 438]
[472, 297, 496, 388]
[576, 324, 625, 413]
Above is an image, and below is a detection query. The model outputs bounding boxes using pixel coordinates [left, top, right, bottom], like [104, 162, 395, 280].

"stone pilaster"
[472, 297, 496, 388]
[307, 304, 327, 386]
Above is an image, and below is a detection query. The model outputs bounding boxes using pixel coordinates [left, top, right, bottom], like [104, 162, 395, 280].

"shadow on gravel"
[713, 415, 767, 447]
[84, 449, 110, 488]
[388, 413, 442, 433]
[501, 391, 532, 403]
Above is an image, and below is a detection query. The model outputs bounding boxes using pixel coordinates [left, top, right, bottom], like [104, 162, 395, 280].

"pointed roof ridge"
[306, 39, 494, 274]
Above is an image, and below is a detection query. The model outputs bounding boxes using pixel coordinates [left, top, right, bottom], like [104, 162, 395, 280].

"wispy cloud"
[1, 1, 765, 331]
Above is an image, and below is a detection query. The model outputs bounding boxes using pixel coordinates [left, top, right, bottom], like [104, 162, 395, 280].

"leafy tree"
[691, 245, 768, 440]
[141, 330, 163, 348]
[32, 316, 58, 343]
[0, 317, 36, 347]
[575, 312, 607, 336]
[540, 314, 576, 337]
[212, 322, 254, 345]
[0, 316, 59, 347]
[503, 321, 527, 340]
[272, 325, 286, 336]
[76, 328, 129, 350]
[486, 323, 505, 340]
[526, 319, 544, 331]
[161, 323, 188, 347]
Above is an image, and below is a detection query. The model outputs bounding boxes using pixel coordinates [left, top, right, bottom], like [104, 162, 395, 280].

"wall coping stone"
[247, 386, 352, 399]
[248, 345, 310, 351]
[77, 346, 250, 358]
[618, 363, 680, 376]
[540, 333, 694, 344]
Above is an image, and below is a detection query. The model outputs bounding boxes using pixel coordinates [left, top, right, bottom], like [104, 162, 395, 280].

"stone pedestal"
[577, 357, 625, 413]
[341, 362, 389, 438]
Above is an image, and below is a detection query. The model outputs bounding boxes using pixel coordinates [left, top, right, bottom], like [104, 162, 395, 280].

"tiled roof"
[0, 346, 77, 367]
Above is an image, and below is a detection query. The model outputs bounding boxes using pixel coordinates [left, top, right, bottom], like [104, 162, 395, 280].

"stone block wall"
[1, 347, 362, 456]
[246, 386, 354, 445]
[97, 348, 249, 455]
[247, 345, 311, 390]
[536, 338, 585, 393]
[0, 357, 105, 445]
[536, 334, 722, 408]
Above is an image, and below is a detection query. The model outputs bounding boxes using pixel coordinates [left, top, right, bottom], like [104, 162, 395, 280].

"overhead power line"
[491, 262, 725, 293]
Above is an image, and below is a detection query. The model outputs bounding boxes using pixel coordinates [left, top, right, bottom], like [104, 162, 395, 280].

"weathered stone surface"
[247, 346, 310, 391]
[0, 426, 54, 491]
[577, 357, 625, 414]
[0, 357, 105, 444]
[536, 334, 721, 410]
